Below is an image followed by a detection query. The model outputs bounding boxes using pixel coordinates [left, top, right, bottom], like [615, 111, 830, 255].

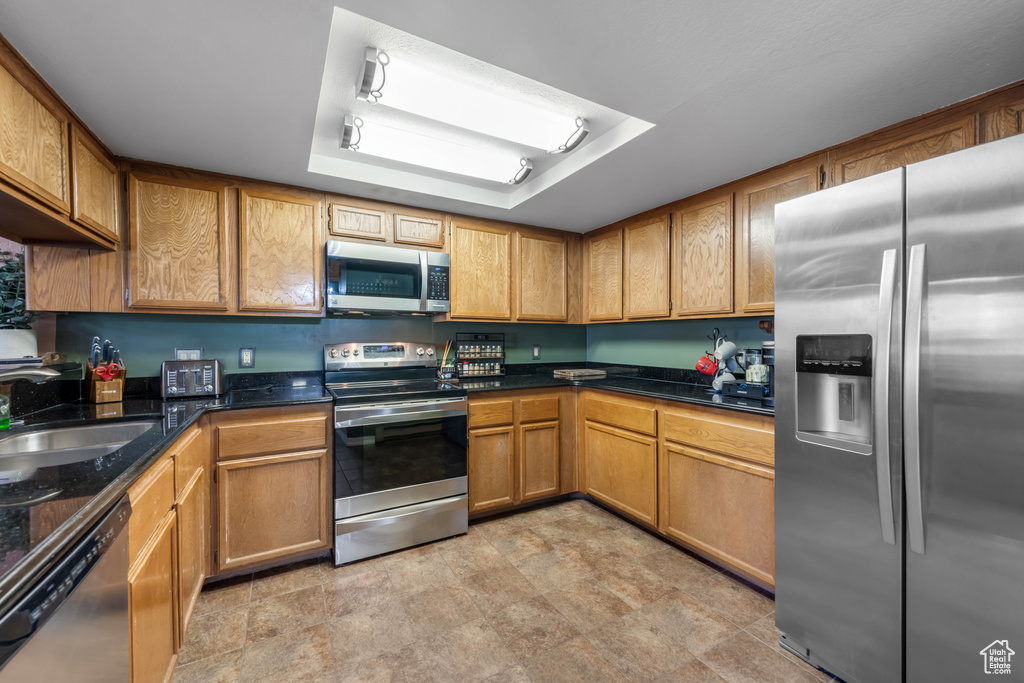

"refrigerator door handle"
[875, 248, 898, 545]
[905, 243, 927, 554]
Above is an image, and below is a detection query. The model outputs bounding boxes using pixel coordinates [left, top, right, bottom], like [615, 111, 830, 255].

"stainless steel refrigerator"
[774, 132, 1024, 683]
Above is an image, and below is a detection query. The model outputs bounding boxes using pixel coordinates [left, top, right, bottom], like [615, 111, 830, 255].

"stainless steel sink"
[0, 420, 160, 482]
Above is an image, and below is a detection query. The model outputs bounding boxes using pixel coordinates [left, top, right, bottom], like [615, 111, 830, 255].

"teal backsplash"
[587, 317, 773, 368]
[56, 313, 772, 377]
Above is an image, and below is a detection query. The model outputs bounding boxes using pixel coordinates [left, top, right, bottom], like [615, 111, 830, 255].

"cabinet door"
[129, 173, 229, 310]
[129, 510, 178, 683]
[624, 215, 670, 318]
[736, 160, 821, 313]
[215, 448, 330, 573]
[518, 421, 559, 503]
[26, 246, 91, 311]
[468, 426, 515, 514]
[394, 211, 444, 249]
[70, 126, 118, 242]
[832, 116, 975, 185]
[674, 195, 733, 316]
[238, 188, 322, 313]
[176, 469, 206, 641]
[979, 98, 1024, 143]
[329, 200, 388, 241]
[660, 443, 775, 587]
[582, 421, 657, 526]
[0, 57, 68, 213]
[450, 219, 511, 320]
[585, 229, 622, 321]
[516, 231, 567, 321]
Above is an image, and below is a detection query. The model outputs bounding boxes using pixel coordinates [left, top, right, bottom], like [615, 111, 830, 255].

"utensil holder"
[86, 362, 125, 404]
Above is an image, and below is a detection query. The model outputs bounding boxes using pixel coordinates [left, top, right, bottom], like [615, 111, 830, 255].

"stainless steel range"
[325, 342, 468, 565]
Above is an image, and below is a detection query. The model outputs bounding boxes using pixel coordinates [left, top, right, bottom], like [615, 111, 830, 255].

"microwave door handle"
[419, 252, 429, 311]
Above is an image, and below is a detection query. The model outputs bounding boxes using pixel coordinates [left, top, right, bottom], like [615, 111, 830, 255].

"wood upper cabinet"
[584, 228, 623, 322]
[660, 443, 775, 587]
[26, 245, 123, 312]
[673, 195, 733, 316]
[238, 188, 322, 313]
[0, 52, 69, 213]
[736, 158, 822, 314]
[831, 116, 976, 185]
[128, 509, 178, 683]
[394, 211, 444, 249]
[329, 200, 387, 241]
[449, 218, 512, 320]
[128, 173, 229, 310]
[980, 97, 1024, 143]
[70, 125, 118, 242]
[624, 214, 671, 319]
[468, 425, 515, 514]
[516, 230, 567, 321]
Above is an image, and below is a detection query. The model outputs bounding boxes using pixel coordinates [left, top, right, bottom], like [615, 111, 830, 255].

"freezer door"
[775, 169, 904, 683]
[904, 133, 1024, 682]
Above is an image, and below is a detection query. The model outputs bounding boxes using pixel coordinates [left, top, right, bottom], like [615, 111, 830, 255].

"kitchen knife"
[112, 349, 124, 374]
[102, 340, 113, 363]
[91, 343, 101, 368]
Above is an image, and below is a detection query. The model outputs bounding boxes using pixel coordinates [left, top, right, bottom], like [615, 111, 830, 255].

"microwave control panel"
[427, 266, 449, 301]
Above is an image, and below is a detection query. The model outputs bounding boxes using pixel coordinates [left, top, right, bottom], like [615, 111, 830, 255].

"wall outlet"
[239, 348, 255, 368]
[532, 345, 541, 360]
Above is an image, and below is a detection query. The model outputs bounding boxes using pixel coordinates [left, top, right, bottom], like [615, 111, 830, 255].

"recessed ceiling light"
[357, 47, 589, 153]
[340, 115, 532, 184]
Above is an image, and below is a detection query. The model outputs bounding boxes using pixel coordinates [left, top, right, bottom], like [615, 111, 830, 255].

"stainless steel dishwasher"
[0, 496, 131, 682]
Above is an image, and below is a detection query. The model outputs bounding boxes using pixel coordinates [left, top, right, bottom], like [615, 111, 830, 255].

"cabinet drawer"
[518, 396, 559, 424]
[662, 404, 774, 466]
[172, 426, 205, 497]
[468, 398, 514, 429]
[214, 406, 329, 461]
[581, 391, 656, 436]
[127, 453, 174, 566]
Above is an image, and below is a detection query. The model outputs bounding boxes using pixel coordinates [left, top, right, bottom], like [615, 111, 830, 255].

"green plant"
[0, 251, 36, 330]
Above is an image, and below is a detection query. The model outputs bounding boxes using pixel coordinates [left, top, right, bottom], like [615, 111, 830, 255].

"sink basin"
[0, 420, 160, 480]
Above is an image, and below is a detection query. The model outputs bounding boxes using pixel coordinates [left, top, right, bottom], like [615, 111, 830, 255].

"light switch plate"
[239, 348, 255, 368]
[174, 348, 203, 361]
[532, 345, 541, 360]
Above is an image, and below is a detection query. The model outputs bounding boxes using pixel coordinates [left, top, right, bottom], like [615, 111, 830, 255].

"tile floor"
[171, 499, 840, 683]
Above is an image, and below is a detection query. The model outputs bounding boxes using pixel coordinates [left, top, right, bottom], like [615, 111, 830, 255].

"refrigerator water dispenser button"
[838, 383, 855, 422]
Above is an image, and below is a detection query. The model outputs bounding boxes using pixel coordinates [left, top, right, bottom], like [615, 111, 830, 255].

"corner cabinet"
[238, 187, 322, 313]
[211, 404, 332, 574]
[128, 173, 230, 311]
[735, 158, 823, 314]
[449, 218, 512, 320]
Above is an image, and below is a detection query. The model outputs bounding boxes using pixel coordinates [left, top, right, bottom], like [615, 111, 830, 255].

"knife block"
[86, 362, 125, 404]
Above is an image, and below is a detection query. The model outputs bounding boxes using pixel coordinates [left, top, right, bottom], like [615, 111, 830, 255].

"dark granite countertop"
[461, 373, 774, 417]
[0, 380, 331, 614]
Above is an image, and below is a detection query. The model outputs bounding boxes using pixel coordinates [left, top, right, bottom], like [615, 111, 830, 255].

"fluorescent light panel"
[368, 53, 582, 151]
[343, 117, 528, 184]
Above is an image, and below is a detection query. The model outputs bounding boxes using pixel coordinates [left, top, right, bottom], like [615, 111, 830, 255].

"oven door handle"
[335, 398, 467, 428]
[335, 495, 467, 535]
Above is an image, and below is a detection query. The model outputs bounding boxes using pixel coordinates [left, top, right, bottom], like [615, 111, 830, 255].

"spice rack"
[456, 333, 505, 378]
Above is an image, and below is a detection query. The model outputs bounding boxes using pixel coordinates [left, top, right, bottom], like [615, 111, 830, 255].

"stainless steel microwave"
[326, 241, 450, 314]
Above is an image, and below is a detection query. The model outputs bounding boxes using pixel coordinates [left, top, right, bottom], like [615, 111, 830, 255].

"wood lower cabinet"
[468, 389, 568, 515]
[673, 194, 733, 316]
[128, 509, 178, 683]
[215, 449, 331, 572]
[585, 228, 623, 321]
[735, 158, 822, 314]
[581, 421, 658, 527]
[238, 188, 322, 313]
[176, 470, 206, 640]
[211, 404, 333, 574]
[623, 214, 671, 319]
[128, 172, 229, 311]
[660, 444, 774, 587]
[516, 230, 568, 321]
[449, 218, 512, 320]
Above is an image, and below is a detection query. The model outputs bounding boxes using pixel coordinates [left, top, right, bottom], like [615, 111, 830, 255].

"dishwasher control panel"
[161, 359, 225, 398]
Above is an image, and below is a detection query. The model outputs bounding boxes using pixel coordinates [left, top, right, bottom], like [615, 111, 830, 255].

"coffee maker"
[761, 341, 775, 408]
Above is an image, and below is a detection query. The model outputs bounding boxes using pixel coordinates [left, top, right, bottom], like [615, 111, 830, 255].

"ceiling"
[1, 1, 1022, 232]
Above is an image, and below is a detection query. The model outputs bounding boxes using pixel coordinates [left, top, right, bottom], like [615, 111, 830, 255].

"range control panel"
[161, 359, 225, 398]
[323, 342, 436, 370]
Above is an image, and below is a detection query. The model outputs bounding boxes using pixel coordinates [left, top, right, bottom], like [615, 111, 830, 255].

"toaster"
[161, 359, 225, 398]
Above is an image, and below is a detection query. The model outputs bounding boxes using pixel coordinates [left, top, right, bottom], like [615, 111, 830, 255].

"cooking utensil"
[113, 350, 125, 373]
[102, 340, 113, 363]
[94, 364, 116, 382]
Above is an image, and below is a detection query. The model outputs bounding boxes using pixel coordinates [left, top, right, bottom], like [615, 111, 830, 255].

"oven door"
[333, 397, 468, 519]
